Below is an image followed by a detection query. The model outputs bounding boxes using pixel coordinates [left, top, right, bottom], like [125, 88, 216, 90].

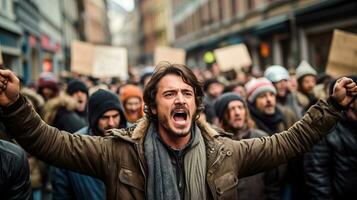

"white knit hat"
[296, 60, 317, 80]
[264, 65, 290, 83]
[245, 77, 277, 103]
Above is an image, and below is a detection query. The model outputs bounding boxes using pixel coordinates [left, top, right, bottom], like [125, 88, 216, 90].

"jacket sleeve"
[1, 96, 111, 180]
[235, 98, 342, 178]
[304, 138, 332, 200]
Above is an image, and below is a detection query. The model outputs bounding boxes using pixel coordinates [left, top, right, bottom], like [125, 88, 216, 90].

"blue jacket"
[52, 126, 105, 200]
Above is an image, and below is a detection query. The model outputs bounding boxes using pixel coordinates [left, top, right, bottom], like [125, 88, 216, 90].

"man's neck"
[158, 128, 191, 150]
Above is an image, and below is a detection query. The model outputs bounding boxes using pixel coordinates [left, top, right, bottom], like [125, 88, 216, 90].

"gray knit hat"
[296, 60, 317, 80]
[214, 92, 245, 119]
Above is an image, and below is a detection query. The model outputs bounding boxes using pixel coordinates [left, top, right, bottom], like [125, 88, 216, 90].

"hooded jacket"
[42, 92, 86, 133]
[1, 96, 342, 200]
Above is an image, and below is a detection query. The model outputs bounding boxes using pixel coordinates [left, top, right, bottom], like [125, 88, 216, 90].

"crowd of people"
[0, 60, 356, 200]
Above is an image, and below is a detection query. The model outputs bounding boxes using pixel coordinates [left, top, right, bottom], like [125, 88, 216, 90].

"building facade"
[61, 0, 80, 71]
[78, 0, 110, 45]
[139, 0, 173, 64]
[171, 0, 357, 72]
[107, 0, 140, 66]
[0, 0, 22, 74]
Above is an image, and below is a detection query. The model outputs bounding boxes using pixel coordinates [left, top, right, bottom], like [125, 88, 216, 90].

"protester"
[37, 72, 59, 102]
[245, 77, 298, 135]
[245, 77, 299, 198]
[120, 84, 144, 125]
[0, 64, 356, 199]
[0, 139, 32, 199]
[203, 78, 224, 124]
[264, 65, 303, 118]
[214, 92, 279, 200]
[52, 89, 127, 200]
[223, 82, 247, 98]
[304, 76, 357, 200]
[295, 60, 318, 112]
[66, 79, 89, 123]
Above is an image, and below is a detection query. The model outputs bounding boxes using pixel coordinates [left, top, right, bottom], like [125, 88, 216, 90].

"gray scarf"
[144, 123, 207, 200]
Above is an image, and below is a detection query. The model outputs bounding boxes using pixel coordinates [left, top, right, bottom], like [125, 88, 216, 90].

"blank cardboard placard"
[326, 30, 357, 77]
[71, 41, 94, 75]
[214, 44, 252, 71]
[154, 46, 186, 65]
[92, 46, 128, 79]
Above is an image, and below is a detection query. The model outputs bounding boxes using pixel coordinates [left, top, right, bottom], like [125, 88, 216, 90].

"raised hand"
[332, 77, 357, 107]
[0, 69, 20, 107]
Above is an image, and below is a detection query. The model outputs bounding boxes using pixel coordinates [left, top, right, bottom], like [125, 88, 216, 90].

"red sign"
[29, 35, 37, 47]
[41, 33, 61, 52]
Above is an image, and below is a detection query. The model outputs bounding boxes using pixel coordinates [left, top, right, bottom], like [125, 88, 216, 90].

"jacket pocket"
[214, 172, 238, 199]
[119, 168, 145, 191]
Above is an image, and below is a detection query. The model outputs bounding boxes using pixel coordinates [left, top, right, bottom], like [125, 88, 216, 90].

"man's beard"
[158, 116, 192, 138]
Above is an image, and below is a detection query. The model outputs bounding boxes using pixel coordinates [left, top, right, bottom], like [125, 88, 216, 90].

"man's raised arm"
[0, 69, 110, 180]
[235, 77, 357, 177]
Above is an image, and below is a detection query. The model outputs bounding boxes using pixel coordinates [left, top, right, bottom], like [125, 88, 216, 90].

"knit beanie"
[38, 72, 58, 91]
[88, 89, 127, 134]
[245, 78, 277, 103]
[120, 84, 143, 102]
[296, 60, 317, 80]
[66, 79, 89, 96]
[264, 65, 290, 83]
[120, 84, 144, 122]
[214, 92, 245, 119]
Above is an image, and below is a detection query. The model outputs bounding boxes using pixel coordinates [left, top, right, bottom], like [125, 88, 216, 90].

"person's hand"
[0, 69, 20, 107]
[332, 77, 357, 107]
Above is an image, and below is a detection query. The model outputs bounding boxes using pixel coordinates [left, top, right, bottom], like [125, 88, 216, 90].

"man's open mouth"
[172, 109, 189, 126]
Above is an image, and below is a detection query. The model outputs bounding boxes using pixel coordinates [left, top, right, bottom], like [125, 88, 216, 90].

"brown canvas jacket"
[1, 96, 342, 200]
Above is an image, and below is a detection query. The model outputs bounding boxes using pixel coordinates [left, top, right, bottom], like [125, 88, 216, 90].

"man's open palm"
[0, 70, 20, 107]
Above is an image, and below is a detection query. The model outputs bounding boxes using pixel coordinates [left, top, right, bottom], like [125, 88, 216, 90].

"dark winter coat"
[1, 96, 342, 200]
[304, 120, 357, 200]
[0, 140, 31, 199]
[42, 93, 86, 133]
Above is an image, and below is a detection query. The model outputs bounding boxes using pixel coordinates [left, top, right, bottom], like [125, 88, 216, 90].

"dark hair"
[143, 62, 204, 120]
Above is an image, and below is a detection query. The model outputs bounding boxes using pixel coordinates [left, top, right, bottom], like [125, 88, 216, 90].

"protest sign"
[326, 30, 357, 77]
[154, 46, 186, 65]
[214, 43, 252, 71]
[92, 46, 128, 79]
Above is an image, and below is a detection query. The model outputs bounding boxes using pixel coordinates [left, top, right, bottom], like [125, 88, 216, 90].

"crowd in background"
[1, 60, 356, 200]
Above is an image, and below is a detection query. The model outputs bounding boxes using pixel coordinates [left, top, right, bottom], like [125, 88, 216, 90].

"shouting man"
[0, 63, 356, 199]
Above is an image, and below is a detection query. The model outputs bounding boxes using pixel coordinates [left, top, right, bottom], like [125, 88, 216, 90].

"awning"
[254, 15, 288, 35]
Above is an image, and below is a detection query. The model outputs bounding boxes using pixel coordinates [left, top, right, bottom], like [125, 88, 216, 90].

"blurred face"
[124, 97, 142, 117]
[225, 100, 246, 130]
[151, 74, 197, 148]
[301, 75, 316, 93]
[255, 91, 276, 115]
[208, 83, 224, 98]
[274, 80, 289, 98]
[233, 86, 246, 98]
[41, 88, 55, 100]
[97, 110, 120, 136]
[72, 91, 88, 112]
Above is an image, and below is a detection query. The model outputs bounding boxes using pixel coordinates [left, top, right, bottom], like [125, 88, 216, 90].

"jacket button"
[227, 151, 232, 156]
